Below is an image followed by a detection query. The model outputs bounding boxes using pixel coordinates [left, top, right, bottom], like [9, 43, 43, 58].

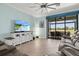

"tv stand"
[1, 31, 33, 46]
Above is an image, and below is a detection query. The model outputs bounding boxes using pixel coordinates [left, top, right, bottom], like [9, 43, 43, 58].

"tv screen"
[15, 20, 31, 32]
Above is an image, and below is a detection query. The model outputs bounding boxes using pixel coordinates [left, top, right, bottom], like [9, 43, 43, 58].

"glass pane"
[56, 17, 64, 32]
[66, 23, 75, 35]
[49, 23, 55, 31]
[56, 23, 64, 32]
[49, 22, 55, 36]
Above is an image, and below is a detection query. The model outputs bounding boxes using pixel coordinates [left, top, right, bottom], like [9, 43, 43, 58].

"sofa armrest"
[62, 35, 71, 39]
[62, 35, 73, 43]
[64, 44, 79, 51]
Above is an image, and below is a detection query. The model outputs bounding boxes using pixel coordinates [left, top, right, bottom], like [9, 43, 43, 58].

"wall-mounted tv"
[14, 20, 31, 32]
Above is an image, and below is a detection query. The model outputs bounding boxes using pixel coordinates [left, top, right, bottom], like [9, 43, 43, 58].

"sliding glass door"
[48, 15, 78, 39]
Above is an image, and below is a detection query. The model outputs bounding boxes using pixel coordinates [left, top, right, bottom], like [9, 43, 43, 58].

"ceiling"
[6, 3, 77, 17]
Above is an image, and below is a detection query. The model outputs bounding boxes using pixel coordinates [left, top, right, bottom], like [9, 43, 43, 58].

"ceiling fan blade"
[55, 3, 60, 6]
[28, 5, 40, 8]
[34, 3, 41, 5]
[47, 7, 56, 9]
[28, 3, 41, 8]
[47, 3, 60, 6]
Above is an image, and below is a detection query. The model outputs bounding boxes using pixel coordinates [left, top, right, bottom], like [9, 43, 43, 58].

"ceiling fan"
[29, 3, 60, 16]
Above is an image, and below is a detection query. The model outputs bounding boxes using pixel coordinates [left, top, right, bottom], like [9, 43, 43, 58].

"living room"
[0, 1, 79, 57]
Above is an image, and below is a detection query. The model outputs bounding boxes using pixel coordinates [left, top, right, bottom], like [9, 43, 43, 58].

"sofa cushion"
[74, 40, 79, 48]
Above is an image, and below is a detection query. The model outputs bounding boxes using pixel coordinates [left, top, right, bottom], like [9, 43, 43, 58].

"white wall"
[0, 4, 34, 38]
